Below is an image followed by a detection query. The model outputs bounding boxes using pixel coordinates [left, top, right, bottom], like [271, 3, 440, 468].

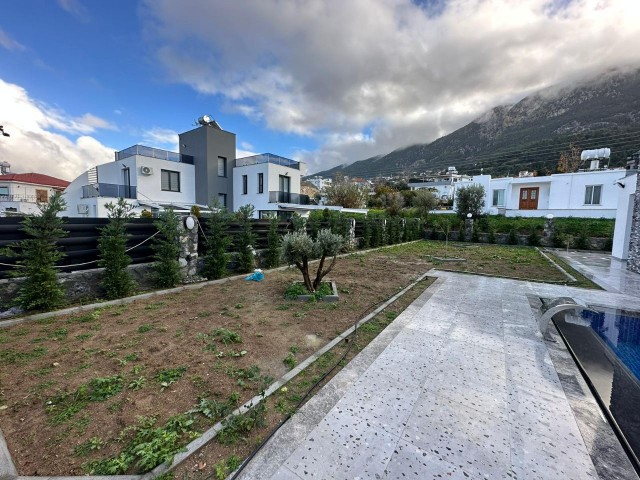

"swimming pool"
[554, 307, 640, 470]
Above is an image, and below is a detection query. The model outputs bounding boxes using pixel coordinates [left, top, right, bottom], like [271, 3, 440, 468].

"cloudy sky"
[1, 0, 639, 181]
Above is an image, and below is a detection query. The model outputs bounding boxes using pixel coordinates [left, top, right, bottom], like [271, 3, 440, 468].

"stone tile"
[506, 352, 565, 398]
[383, 439, 485, 479]
[510, 428, 598, 480]
[269, 465, 303, 479]
[508, 384, 586, 453]
[449, 323, 505, 354]
[371, 341, 442, 387]
[438, 339, 506, 380]
[333, 369, 422, 437]
[402, 392, 511, 479]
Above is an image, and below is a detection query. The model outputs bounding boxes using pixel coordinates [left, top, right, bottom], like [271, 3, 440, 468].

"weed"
[217, 401, 267, 445]
[128, 377, 146, 390]
[75, 333, 93, 341]
[283, 352, 296, 370]
[124, 352, 139, 362]
[30, 366, 53, 377]
[137, 324, 153, 334]
[188, 397, 233, 420]
[213, 328, 242, 345]
[131, 364, 144, 375]
[197, 311, 212, 318]
[213, 455, 242, 479]
[155, 366, 187, 388]
[289, 345, 300, 354]
[76, 311, 101, 323]
[276, 304, 291, 310]
[235, 303, 244, 309]
[73, 436, 105, 456]
[145, 301, 166, 310]
[293, 311, 305, 319]
[384, 311, 398, 320]
[0, 346, 47, 365]
[89, 375, 124, 401]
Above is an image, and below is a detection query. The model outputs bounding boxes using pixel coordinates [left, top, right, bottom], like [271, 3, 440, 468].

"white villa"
[0, 168, 70, 216]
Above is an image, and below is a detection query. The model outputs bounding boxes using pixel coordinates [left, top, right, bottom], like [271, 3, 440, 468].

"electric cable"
[200, 273, 430, 480]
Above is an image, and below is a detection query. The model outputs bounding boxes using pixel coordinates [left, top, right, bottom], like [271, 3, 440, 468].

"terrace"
[115, 145, 194, 165]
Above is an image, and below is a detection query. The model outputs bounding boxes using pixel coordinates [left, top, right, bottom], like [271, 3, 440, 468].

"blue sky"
[1, 0, 639, 181]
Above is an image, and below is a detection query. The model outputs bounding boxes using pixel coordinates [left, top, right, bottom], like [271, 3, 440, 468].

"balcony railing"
[82, 184, 137, 199]
[0, 194, 40, 203]
[236, 153, 300, 170]
[115, 145, 194, 165]
[268, 191, 309, 205]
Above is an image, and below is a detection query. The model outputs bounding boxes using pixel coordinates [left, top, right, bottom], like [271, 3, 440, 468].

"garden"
[0, 234, 596, 477]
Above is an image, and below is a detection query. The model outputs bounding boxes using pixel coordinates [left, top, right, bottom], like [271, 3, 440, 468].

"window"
[0, 186, 8, 196]
[584, 185, 602, 205]
[218, 193, 227, 208]
[36, 189, 48, 203]
[218, 156, 227, 177]
[492, 189, 505, 207]
[258, 173, 264, 194]
[242, 175, 248, 195]
[161, 170, 180, 192]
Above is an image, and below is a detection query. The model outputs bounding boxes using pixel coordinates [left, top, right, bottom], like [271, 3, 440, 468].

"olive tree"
[413, 189, 437, 219]
[455, 185, 485, 218]
[281, 228, 343, 293]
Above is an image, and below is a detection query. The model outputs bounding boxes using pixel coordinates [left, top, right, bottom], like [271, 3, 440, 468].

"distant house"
[408, 167, 472, 201]
[0, 170, 70, 216]
[455, 169, 627, 218]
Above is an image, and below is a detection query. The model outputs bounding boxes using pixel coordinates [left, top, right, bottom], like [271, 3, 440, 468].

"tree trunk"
[313, 254, 337, 290]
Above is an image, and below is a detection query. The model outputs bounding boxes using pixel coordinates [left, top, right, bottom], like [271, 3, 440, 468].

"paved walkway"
[238, 269, 640, 480]
[552, 249, 640, 295]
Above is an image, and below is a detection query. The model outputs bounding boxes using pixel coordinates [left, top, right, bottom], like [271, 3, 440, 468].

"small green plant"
[128, 377, 146, 390]
[213, 455, 242, 480]
[527, 230, 541, 247]
[89, 375, 124, 401]
[137, 324, 153, 334]
[213, 328, 242, 345]
[216, 401, 267, 445]
[283, 351, 297, 369]
[507, 229, 519, 245]
[73, 436, 105, 456]
[155, 366, 187, 387]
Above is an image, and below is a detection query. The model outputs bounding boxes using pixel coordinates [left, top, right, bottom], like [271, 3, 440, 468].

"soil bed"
[0, 240, 596, 476]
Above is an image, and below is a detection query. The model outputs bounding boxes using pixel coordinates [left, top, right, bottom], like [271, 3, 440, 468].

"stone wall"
[627, 173, 640, 273]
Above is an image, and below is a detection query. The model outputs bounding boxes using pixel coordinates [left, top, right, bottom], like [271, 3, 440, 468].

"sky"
[1, 0, 640, 181]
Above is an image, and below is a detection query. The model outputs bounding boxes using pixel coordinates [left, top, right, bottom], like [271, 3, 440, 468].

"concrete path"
[238, 270, 640, 480]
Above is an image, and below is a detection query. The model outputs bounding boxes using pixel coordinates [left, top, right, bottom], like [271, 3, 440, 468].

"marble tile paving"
[238, 269, 640, 479]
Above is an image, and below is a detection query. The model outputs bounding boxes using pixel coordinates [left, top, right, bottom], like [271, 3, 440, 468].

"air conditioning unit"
[140, 166, 153, 175]
[77, 204, 89, 214]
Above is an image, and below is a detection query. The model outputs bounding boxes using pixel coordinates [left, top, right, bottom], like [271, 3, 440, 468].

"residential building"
[0, 168, 70, 216]
[408, 167, 472, 201]
[456, 168, 627, 218]
[307, 176, 332, 191]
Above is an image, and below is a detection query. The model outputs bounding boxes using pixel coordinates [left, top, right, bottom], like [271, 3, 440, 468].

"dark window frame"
[242, 175, 248, 195]
[218, 156, 227, 177]
[258, 173, 264, 194]
[161, 169, 181, 192]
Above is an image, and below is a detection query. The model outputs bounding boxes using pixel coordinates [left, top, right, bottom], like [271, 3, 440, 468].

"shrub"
[140, 209, 153, 219]
[551, 227, 566, 248]
[190, 205, 201, 218]
[152, 209, 182, 288]
[527, 230, 541, 247]
[282, 229, 343, 293]
[455, 185, 485, 218]
[487, 228, 496, 244]
[263, 216, 282, 269]
[235, 205, 256, 273]
[98, 198, 137, 299]
[6, 192, 67, 311]
[201, 203, 232, 280]
[507, 229, 519, 245]
[574, 229, 590, 250]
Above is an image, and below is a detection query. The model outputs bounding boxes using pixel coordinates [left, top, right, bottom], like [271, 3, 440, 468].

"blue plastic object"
[245, 270, 264, 282]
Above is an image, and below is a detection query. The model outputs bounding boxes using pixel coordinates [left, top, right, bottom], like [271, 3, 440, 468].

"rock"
[0, 306, 24, 319]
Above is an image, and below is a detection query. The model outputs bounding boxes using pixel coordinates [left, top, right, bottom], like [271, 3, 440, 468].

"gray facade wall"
[627, 173, 640, 273]
[179, 126, 236, 210]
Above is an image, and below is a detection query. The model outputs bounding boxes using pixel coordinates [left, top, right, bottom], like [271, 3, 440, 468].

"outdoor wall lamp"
[615, 180, 625, 188]
[466, 213, 472, 218]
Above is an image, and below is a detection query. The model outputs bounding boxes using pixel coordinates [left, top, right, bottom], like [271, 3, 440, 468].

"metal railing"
[268, 191, 309, 204]
[82, 184, 137, 199]
[0, 194, 40, 203]
[236, 153, 300, 170]
[115, 145, 194, 165]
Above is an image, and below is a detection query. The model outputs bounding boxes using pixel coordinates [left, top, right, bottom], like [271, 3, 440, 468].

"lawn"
[0, 240, 595, 476]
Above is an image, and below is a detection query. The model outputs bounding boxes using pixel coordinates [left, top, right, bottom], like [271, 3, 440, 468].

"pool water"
[581, 309, 640, 382]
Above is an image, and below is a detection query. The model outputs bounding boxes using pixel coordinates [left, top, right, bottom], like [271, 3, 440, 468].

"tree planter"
[291, 280, 339, 302]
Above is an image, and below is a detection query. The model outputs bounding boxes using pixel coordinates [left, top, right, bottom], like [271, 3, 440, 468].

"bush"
[201, 204, 232, 280]
[487, 228, 496, 244]
[282, 229, 343, 293]
[235, 205, 256, 273]
[152, 209, 182, 288]
[98, 198, 137, 299]
[507, 229, 519, 245]
[527, 230, 541, 247]
[6, 193, 67, 310]
[551, 227, 566, 248]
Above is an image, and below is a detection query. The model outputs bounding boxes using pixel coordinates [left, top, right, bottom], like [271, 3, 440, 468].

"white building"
[307, 176, 332, 191]
[0, 171, 69, 216]
[63, 145, 199, 217]
[456, 169, 628, 219]
[408, 168, 472, 201]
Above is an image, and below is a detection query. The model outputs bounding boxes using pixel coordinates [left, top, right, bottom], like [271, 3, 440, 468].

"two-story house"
[0, 168, 70, 216]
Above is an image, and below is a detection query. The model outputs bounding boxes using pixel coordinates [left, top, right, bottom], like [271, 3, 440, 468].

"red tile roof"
[0, 173, 70, 189]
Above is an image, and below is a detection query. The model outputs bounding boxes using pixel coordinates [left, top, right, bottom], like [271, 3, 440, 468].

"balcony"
[82, 183, 137, 199]
[115, 145, 194, 165]
[0, 194, 39, 203]
[269, 191, 309, 205]
[236, 153, 300, 170]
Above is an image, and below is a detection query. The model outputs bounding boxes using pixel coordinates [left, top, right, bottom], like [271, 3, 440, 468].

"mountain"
[309, 67, 640, 179]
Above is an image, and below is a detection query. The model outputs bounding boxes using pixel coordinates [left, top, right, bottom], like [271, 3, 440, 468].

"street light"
[546, 214, 554, 220]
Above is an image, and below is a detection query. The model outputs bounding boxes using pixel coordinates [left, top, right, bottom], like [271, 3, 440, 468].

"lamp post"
[544, 213, 554, 243]
[465, 212, 473, 242]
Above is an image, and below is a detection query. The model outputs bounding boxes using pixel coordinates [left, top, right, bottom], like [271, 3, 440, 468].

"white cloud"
[0, 78, 114, 180]
[141, 128, 179, 151]
[57, 0, 91, 23]
[240, 141, 254, 151]
[143, 0, 640, 173]
[236, 149, 258, 159]
[0, 28, 25, 52]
